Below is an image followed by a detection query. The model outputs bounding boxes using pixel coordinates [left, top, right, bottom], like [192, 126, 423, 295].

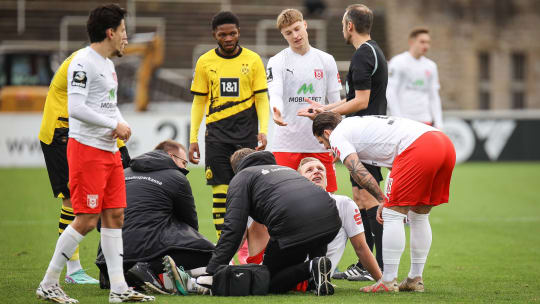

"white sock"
[382, 208, 407, 282]
[187, 267, 207, 278]
[101, 228, 128, 293]
[42, 225, 84, 287]
[66, 259, 82, 275]
[408, 211, 432, 278]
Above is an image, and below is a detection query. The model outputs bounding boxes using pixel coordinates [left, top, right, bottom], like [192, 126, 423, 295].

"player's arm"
[189, 58, 209, 164]
[429, 64, 443, 129]
[253, 56, 269, 150]
[267, 56, 287, 126]
[386, 58, 403, 116]
[331, 48, 375, 115]
[325, 55, 343, 105]
[206, 174, 251, 274]
[343, 153, 385, 204]
[350, 233, 382, 281]
[172, 176, 199, 231]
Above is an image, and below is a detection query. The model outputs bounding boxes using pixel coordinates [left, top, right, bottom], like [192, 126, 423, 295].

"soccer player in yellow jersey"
[39, 50, 130, 285]
[189, 11, 269, 239]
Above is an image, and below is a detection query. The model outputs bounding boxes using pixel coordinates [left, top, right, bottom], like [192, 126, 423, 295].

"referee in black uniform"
[298, 4, 386, 275]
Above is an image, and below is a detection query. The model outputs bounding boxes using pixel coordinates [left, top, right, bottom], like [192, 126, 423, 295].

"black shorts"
[40, 128, 70, 199]
[205, 141, 257, 185]
[350, 163, 382, 189]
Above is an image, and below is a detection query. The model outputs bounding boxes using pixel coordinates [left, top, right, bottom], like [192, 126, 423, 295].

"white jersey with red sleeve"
[386, 51, 443, 128]
[326, 193, 365, 274]
[267, 47, 342, 152]
[329, 116, 438, 168]
[67, 46, 124, 152]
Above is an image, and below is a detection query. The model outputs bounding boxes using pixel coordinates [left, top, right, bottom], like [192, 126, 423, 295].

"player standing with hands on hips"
[298, 4, 386, 277]
[36, 4, 154, 303]
[189, 11, 269, 239]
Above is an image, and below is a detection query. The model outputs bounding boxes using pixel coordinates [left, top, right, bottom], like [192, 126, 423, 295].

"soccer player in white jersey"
[267, 8, 342, 192]
[386, 28, 443, 129]
[298, 157, 382, 282]
[36, 5, 154, 303]
[312, 112, 455, 293]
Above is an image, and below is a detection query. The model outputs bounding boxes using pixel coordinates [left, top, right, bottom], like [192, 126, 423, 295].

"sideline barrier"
[0, 110, 539, 167]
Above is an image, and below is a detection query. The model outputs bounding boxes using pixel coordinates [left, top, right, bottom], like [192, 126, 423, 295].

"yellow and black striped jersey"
[38, 49, 125, 148]
[190, 47, 268, 143]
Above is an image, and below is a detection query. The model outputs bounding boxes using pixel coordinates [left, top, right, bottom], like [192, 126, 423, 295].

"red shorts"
[67, 138, 126, 214]
[273, 152, 337, 192]
[385, 131, 455, 207]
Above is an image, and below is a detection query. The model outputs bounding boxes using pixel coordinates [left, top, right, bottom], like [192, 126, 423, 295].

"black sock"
[366, 206, 384, 270]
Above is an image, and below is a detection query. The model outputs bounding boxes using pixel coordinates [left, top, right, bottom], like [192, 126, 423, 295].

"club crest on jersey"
[337, 72, 341, 84]
[71, 71, 87, 88]
[87, 194, 98, 209]
[314, 69, 323, 80]
[112, 72, 118, 83]
[241, 64, 249, 75]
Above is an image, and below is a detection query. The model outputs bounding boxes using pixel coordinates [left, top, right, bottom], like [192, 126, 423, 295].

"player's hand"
[189, 142, 200, 164]
[256, 133, 267, 151]
[297, 97, 324, 120]
[113, 122, 131, 141]
[272, 107, 287, 126]
[376, 203, 384, 224]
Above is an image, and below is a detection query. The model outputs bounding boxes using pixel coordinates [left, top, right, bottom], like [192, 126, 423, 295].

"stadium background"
[0, 0, 539, 303]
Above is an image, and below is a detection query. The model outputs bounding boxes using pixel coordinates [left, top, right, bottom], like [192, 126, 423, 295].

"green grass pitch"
[1, 162, 539, 303]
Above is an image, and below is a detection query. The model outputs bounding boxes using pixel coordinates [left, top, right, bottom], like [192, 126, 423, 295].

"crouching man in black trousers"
[205, 149, 341, 295]
[96, 140, 215, 295]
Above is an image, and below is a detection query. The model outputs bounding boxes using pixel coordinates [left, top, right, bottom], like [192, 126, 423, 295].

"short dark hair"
[344, 4, 373, 35]
[409, 27, 430, 39]
[312, 111, 342, 137]
[212, 11, 240, 30]
[154, 139, 187, 155]
[87, 4, 127, 43]
[230, 148, 255, 174]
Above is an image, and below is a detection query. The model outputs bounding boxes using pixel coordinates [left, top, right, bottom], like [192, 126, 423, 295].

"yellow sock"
[59, 206, 80, 261]
[212, 184, 228, 240]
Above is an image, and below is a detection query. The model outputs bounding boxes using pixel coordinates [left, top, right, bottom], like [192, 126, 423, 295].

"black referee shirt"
[345, 40, 388, 117]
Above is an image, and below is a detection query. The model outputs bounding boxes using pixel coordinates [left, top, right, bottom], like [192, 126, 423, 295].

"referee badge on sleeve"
[266, 67, 273, 82]
[71, 71, 87, 88]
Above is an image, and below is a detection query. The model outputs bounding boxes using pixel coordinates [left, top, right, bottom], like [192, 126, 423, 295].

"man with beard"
[189, 11, 269, 240]
[298, 4, 387, 279]
[36, 4, 153, 303]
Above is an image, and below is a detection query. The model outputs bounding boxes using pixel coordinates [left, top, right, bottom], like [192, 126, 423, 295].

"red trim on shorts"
[385, 131, 455, 207]
[67, 138, 126, 214]
[273, 152, 337, 192]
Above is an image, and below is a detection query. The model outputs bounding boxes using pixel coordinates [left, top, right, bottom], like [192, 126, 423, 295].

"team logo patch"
[353, 208, 362, 225]
[87, 194, 98, 209]
[337, 72, 341, 84]
[112, 72, 118, 83]
[385, 177, 393, 198]
[71, 71, 87, 88]
[332, 146, 340, 159]
[266, 67, 273, 82]
[205, 167, 213, 180]
[220, 78, 239, 97]
[261, 169, 269, 175]
[314, 69, 323, 80]
[241, 64, 249, 75]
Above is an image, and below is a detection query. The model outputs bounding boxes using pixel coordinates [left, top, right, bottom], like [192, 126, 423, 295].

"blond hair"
[276, 8, 303, 30]
[297, 157, 323, 172]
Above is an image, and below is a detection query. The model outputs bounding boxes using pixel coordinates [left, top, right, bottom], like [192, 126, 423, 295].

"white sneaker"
[109, 287, 155, 303]
[36, 283, 79, 303]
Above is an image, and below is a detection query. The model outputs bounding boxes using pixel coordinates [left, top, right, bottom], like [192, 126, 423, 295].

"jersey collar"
[215, 46, 243, 59]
